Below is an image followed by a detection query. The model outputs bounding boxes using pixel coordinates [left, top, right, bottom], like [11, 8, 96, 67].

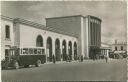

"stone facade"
[46, 15, 102, 59]
[1, 16, 14, 60]
[1, 15, 102, 61]
[111, 40, 127, 51]
[1, 16, 78, 62]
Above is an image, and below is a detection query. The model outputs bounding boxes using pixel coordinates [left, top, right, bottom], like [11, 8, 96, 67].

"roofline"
[13, 18, 46, 28]
[45, 15, 84, 20]
[12, 17, 78, 38]
[0, 15, 14, 21]
[0, 15, 81, 38]
[45, 15, 102, 22]
[87, 15, 102, 22]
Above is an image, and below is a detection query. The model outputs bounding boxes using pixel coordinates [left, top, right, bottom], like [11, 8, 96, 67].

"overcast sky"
[1, 1, 127, 44]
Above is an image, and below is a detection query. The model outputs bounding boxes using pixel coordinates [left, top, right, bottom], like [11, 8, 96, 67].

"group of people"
[92, 54, 108, 63]
[52, 54, 108, 64]
[51, 54, 84, 64]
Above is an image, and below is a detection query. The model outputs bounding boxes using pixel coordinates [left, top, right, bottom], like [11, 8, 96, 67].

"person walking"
[52, 55, 56, 64]
[79, 55, 81, 62]
[81, 55, 83, 62]
[67, 55, 70, 62]
[105, 55, 108, 63]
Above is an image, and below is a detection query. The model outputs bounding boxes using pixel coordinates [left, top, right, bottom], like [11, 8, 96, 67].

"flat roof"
[46, 15, 84, 19]
[46, 15, 102, 22]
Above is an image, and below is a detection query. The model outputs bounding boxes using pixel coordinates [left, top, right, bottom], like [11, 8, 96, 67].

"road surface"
[1, 59, 127, 81]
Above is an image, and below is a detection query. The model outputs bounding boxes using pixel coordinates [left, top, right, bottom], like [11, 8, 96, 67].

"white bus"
[2, 47, 46, 69]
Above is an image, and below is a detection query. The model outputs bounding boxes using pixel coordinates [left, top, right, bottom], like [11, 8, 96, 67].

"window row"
[115, 46, 123, 50]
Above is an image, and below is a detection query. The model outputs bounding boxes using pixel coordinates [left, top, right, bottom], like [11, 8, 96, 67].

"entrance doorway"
[74, 42, 77, 60]
[47, 37, 52, 62]
[68, 41, 72, 60]
[55, 39, 61, 61]
[62, 40, 67, 61]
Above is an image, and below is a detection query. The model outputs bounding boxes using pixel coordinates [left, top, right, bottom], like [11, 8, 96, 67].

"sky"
[1, 1, 127, 44]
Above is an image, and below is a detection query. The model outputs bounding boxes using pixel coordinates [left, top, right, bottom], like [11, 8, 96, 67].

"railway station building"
[1, 15, 102, 62]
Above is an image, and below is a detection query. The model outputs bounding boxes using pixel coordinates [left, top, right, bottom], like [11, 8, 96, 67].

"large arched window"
[47, 37, 52, 62]
[62, 40, 67, 61]
[68, 41, 72, 60]
[74, 42, 77, 60]
[36, 35, 43, 47]
[55, 38, 61, 61]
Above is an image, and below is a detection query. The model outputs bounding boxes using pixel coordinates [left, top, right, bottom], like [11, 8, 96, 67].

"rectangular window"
[115, 46, 117, 50]
[121, 46, 123, 50]
[5, 49, 9, 57]
[90, 22, 93, 45]
[5, 25, 10, 39]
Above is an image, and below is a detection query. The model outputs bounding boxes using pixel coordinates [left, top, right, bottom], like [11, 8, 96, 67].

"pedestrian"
[81, 55, 83, 62]
[68, 55, 70, 62]
[66, 54, 68, 62]
[79, 55, 81, 62]
[65, 54, 68, 62]
[105, 55, 108, 63]
[52, 55, 56, 64]
[93, 55, 95, 61]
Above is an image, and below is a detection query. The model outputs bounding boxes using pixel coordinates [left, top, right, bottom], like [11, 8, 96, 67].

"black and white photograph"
[0, 1, 127, 81]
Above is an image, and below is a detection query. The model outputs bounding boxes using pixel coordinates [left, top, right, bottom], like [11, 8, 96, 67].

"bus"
[2, 47, 46, 69]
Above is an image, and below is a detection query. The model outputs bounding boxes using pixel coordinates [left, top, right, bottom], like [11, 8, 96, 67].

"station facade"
[46, 15, 102, 59]
[1, 15, 102, 61]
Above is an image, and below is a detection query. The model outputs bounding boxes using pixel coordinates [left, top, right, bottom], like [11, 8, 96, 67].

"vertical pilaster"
[44, 36, 47, 62]
[98, 22, 99, 46]
[92, 21, 94, 45]
[13, 18, 20, 47]
[97, 22, 98, 46]
[60, 39, 63, 61]
[72, 41, 74, 60]
[99, 22, 101, 47]
[52, 38, 55, 56]
[93, 20, 96, 46]
[90, 22, 93, 45]
[81, 17, 84, 57]
[66, 40, 68, 55]
[95, 21, 97, 46]
[88, 16, 91, 58]
[98, 23, 100, 46]
[86, 17, 89, 58]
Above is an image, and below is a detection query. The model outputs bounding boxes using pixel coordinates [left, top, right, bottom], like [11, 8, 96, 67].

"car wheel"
[24, 65, 29, 68]
[35, 60, 41, 67]
[14, 61, 19, 69]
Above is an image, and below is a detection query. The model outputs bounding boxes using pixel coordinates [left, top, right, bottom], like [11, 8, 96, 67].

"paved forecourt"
[2, 59, 127, 81]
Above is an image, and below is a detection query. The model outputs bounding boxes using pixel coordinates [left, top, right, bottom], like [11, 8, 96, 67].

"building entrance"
[68, 41, 72, 60]
[74, 42, 77, 60]
[47, 37, 52, 62]
[55, 39, 61, 61]
[62, 40, 67, 61]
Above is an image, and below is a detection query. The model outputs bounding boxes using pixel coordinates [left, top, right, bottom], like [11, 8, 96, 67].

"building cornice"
[45, 15, 102, 22]
[45, 15, 84, 20]
[86, 15, 102, 22]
